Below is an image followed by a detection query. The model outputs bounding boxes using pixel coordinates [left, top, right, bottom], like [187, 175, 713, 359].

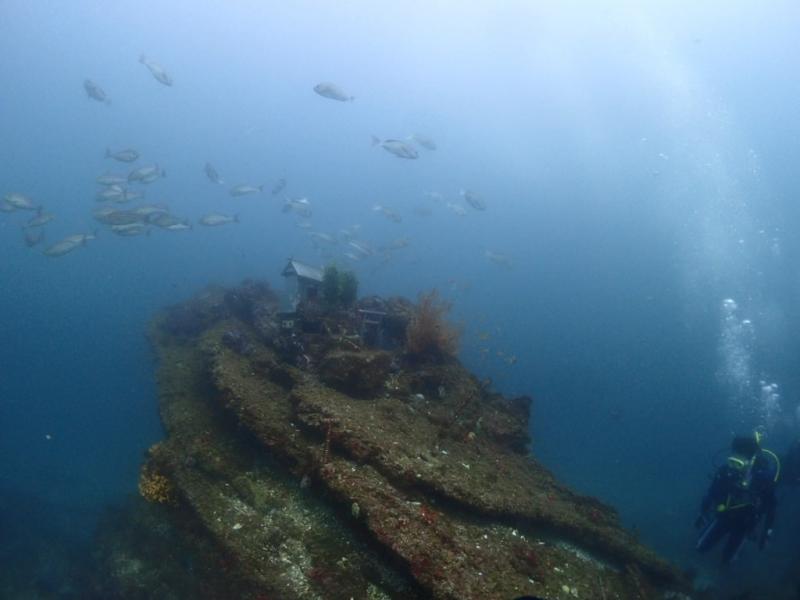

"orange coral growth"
[138, 466, 176, 505]
[405, 290, 460, 359]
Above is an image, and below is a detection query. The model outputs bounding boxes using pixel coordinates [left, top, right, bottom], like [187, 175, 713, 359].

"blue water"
[3, 1, 800, 595]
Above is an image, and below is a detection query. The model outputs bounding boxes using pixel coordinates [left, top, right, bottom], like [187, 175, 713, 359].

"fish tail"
[105, 148, 111, 158]
[139, 54, 146, 64]
[234, 214, 240, 223]
[258, 185, 264, 192]
[371, 135, 381, 147]
[105, 99, 112, 107]
[349, 96, 355, 102]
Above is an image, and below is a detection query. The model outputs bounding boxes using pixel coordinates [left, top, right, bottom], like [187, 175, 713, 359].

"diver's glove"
[759, 528, 773, 549]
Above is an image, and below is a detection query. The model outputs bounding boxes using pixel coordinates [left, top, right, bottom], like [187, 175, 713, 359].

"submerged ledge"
[101, 280, 690, 599]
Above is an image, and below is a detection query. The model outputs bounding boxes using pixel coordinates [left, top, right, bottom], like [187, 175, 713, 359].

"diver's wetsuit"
[695, 450, 777, 564]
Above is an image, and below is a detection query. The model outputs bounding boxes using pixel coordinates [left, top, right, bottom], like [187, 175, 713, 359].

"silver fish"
[348, 240, 374, 257]
[120, 188, 145, 203]
[271, 178, 286, 196]
[446, 202, 466, 216]
[94, 208, 144, 226]
[150, 213, 189, 229]
[84, 79, 110, 105]
[313, 82, 353, 102]
[97, 185, 141, 203]
[93, 206, 117, 221]
[310, 232, 337, 245]
[381, 237, 410, 251]
[128, 164, 164, 182]
[139, 54, 173, 86]
[139, 170, 164, 184]
[63, 232, 96, 245]
[132, 204, 169, 219]
[105, 148, 139, 163]
[1, 200, 16, 212]
[163, 222, 191, 231]
[338, 226, 360, 242]
[461, 189, 486, 211]
[408, 134, 437, 150]
[25, 210, 55, 228]
[44, 239, 82, 257]
[199, 213, 238, 226]
[371, 136, 418, 159]
[229, 184, 263, 197]
[96, 173, 128, 186]
[112, 223, 149, 236]
[96, 185, 126, 202]
[372, 204, 402, 223]
[282, 197, 312, 218]
[485, 250, 512, 269]
[423, 190, 444, 202]
[4, 193, 39, 210]
[149, 213, 180, 228]
[204, 162, 224, 184]
[44, 232, 95, 257]
[24, 228, 44, 247]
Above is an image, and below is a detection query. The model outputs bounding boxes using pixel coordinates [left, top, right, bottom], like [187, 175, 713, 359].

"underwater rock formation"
[121, 280, 690, 599]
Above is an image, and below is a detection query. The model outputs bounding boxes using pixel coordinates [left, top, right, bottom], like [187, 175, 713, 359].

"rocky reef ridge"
[115, 279, 690, 599]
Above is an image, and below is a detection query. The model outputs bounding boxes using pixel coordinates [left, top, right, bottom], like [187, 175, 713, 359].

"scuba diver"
[694, 432, 780, 564]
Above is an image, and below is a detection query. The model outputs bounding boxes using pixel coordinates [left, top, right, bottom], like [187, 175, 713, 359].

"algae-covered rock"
[319, 350, 393, 397]
[124, 280, 691, 599]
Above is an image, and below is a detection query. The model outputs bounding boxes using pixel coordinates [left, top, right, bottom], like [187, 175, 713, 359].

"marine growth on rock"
[98, 280, 689, 599]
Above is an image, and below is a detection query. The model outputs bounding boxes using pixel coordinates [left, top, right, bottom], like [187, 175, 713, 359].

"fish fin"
[234, 214, 240, 223]
[370, 135, 381, 147]
[139, 54, 146, 64]
[161, 168, 167, 177]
